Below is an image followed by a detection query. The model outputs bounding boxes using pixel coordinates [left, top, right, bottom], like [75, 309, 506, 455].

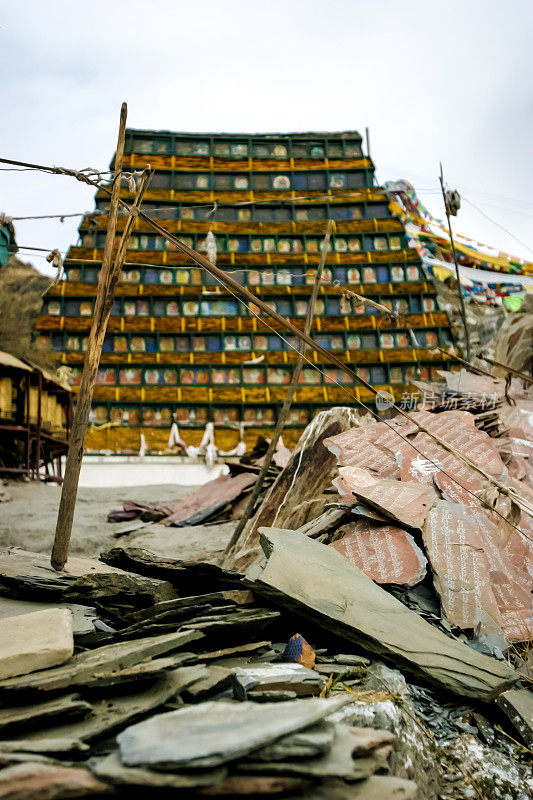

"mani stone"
[0, 609, 73, 681]
[329, 520, 427, 587]
[248, 527, 517, 700]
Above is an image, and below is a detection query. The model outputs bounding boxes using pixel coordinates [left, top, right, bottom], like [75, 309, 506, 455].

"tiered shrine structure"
[36, 130, 454, 452]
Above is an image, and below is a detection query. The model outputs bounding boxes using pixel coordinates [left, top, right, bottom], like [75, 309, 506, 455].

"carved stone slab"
[164, 473, 256, 527]
[400, 432, 486, 497]
[249, 527, 517, 699]
[418, 411, 506, 478]
[329, 520, 427, 586]
[423, 500, 504, 635]
[336, 468, 436, 528]
[423, 500, 533, 641]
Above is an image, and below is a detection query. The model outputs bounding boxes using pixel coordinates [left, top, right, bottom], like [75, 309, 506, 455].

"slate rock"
[314, 664, 365, 677]
[118, 696, 349, 770]
[245, 722, 335, 761]
[283, 775, 418, 799]
[198, 774, 311, 796]
[182, 666, 234, 702]
[0, 548, 175, 607]
[248, 527, 517, 700]
[232, 663, 324, 699]
[0, 609, 73, 681]
[0, 762, 111, 800]
[0, 693, 91, 735]
[91, 751, 227, 788]
[10, 666, 208, 746]
[246, 690, 298, 702]
[0, 739, 89, 756]
[333, 655, 370, 667]
[242, 722, 393, 780]
[0, 598, 99, 637]
[0, 629, 202, 694]
[199, 641, 271, 661]
[496, 688, 533, 747]
[231, 408, 362, 570]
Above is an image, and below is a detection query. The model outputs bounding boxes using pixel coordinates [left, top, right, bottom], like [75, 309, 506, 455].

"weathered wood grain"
[232, 407, 363, 570]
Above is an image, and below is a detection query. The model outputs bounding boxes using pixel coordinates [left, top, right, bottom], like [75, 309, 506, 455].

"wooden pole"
[51, 170, 150, 570]
[436, 346, 496, 378]
[51, 103, 140, 569]
[439, 163, 471, 361]
[223, 221, 333, 565]
[477, 355, 533, 387]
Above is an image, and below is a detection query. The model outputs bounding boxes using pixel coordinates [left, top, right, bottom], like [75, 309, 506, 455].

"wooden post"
[223, 221, 333, 566]
[439, 163, 471, 361]
[51, 104, 145, 569]
[478, 355, 533, 387]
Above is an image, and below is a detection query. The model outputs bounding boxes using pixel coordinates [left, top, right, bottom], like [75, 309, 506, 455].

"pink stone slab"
[338, 467, 436, 528]
[415, 411, 505, 478]
[330, 519, 427, 587]
[409, 434, 485, 494]
[423, 500, 533, 640]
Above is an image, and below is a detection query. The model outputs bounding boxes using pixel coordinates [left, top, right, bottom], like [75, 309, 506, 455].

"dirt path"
[0, 481, 192, 558]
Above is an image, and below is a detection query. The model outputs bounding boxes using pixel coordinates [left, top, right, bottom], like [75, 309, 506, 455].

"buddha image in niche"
[212, 369, 227, 384]
[145, 369, 160, 385]
[244, 368, 264, 384]
[110, 408, 124, 423]
[183, 301, 198, 316]
[120, 368, 141, 385]
[92, 407, 107, 425]
[96, 368, 116, 385]
[130, 337, 146, 352]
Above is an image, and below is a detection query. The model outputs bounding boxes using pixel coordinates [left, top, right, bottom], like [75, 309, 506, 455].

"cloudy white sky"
[2, 0, 532, 276]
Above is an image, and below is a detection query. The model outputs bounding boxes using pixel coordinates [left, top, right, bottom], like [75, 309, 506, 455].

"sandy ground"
[0, 481, 234, 562]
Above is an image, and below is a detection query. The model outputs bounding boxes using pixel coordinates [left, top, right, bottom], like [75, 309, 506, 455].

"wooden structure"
[36, 130, 454, 452]
[0, 351, 72, 481]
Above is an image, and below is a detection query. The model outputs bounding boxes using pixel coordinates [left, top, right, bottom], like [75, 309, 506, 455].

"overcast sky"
[2, 0, 532, 276]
